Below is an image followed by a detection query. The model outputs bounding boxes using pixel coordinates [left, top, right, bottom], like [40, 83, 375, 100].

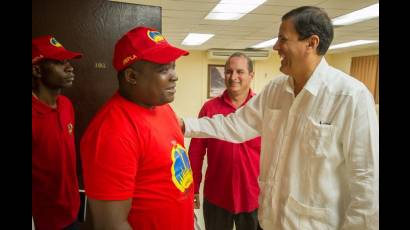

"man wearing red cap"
[80, 26, 193, 230]
[32, 35, 82, 230]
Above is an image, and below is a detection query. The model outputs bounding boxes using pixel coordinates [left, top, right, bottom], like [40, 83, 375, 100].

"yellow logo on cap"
[147, 30, 165, 43]
[123, 54, 138, 65]
[50, 37, 63, 48]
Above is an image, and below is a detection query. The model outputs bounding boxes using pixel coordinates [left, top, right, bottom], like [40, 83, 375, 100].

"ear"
[307, 35, 320, 53]
[124, 68, 138, 85]
[249, 71, 255, 80]
[32, 64, 42, 79]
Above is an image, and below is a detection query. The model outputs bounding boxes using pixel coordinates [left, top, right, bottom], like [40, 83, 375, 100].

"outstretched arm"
[183, 92, 265, 143]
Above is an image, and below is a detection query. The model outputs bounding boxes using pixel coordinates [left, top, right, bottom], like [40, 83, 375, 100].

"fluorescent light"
[332, 3, 379, 26]
[206, 12, 245, 20]
[251, 38, 278, 48]
[182, 33, 214, 46]
[329, 40, 378, 50]
[205, 0, 266, 20]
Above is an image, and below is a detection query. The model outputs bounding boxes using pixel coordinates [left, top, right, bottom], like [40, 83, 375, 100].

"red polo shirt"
[188, 90, 261, 214]
[32, 95, 80, 230]
[81, 92, 194, 230]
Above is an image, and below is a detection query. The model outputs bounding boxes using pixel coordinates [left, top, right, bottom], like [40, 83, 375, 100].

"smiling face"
[273, 19, 310, 77]
[128, 60, 178, 107]
[224, 56, 254, 96]
[35, 59, 75, 89]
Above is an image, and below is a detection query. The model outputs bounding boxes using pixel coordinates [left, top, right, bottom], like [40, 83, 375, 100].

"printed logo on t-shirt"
[171, 143, 193, 193]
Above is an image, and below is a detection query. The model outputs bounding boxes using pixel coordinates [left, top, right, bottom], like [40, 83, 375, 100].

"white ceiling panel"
[317, 0, 378, 11]
[112, 0, 379, 53]
[264, 0, 324, 7]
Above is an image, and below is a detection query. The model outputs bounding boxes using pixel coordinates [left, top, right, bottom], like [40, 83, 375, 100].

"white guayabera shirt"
[184, 58, 379, 230]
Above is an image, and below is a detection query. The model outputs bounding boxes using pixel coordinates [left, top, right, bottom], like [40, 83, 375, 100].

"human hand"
[194, 193, 200, 209]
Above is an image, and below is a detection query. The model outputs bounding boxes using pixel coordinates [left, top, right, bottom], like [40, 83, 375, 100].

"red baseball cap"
[113, 26, 189, 71]
[32, 35, 83, 64]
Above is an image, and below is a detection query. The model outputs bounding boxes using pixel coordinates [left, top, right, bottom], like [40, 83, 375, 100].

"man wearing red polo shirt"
[32, 35, 82, 230]
[80, 26, 194, 230]
[189, 52, 262, 230]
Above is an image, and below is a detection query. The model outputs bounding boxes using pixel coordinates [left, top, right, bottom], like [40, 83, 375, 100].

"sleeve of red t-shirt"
[82, 131, 140, 200]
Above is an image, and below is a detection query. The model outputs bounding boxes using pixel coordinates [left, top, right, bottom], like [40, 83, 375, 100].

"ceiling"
[111, 0, 379, 54]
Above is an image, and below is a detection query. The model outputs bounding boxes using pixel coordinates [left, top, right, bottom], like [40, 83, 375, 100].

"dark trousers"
[203, 198, 263, 230]
[63, 220, 80, 230]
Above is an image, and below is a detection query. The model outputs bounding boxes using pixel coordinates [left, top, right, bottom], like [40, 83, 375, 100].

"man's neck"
[228, 89, 249, 108]
[292, 56, 322, 96]
[33, 86, 61, 108]
[118, 87, 154, 109]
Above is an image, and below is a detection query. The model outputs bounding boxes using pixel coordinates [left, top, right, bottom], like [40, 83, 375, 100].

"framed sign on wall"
[208, 64, 226, 98]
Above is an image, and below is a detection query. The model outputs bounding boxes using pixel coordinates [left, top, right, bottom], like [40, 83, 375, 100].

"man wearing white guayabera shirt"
[181, 6, 378, 230]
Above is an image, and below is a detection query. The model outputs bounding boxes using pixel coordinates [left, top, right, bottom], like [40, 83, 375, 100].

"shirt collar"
[221, 89, 255, 109]
[285, 77, 295, 95]
[303, 57, 328, 96]
[32, 94, 60, 114]
[283, 58, 328, 96]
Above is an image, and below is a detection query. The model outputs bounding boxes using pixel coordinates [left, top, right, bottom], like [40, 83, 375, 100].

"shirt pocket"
[283, 194, 332, 230]
[303, 116, 335, 158]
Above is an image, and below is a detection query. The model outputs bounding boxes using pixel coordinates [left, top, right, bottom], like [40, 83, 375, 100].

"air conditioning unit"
[207, 49, 270, 60]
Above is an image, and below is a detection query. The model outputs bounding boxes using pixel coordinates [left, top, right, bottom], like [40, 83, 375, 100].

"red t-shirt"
[81, 92, 194, 230]
[32, 95, 80, 230]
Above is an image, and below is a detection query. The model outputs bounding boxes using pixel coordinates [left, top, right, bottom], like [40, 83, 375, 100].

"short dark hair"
[225, 52, 254, 73]
[282, 6, 334, 55]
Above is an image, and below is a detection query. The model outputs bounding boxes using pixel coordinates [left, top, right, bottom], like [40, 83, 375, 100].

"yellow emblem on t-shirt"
[171, 143, 193, 192]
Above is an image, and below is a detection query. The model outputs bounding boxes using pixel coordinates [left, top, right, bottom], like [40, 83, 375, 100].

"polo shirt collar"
[221, 89, 255, 109]
[32, 94, 60, 114]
